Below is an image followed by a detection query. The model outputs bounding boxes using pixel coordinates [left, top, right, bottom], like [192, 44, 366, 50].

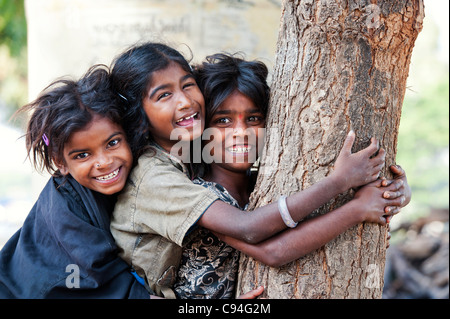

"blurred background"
[0, 0, 448, 299]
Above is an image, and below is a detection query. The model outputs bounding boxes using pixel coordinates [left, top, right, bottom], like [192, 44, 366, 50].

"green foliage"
[0, 0, 27, 119]
[0, 45, 28, 120]
[0, 0, 27, 57]
[397, 76, 449, 211]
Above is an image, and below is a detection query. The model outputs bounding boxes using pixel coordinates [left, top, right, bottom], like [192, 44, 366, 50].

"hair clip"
[117, 93, 128, 102]
[42, 133, 49, 146]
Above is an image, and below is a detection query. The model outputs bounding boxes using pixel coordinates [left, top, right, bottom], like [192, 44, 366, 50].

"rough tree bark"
[237, 0, 424, 299]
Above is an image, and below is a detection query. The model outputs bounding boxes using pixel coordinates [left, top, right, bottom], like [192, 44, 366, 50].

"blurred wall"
[25, 0, 281, 101]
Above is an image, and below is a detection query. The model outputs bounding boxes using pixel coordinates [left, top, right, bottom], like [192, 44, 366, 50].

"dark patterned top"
[174, 177, 246, 299]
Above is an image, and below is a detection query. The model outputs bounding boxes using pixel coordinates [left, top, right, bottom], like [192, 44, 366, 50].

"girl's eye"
[183, 82, 196, 89]
[157, 92, 171, 101]
[216, 118, 231, 125]
[248, 116, 264, 124]
[74, 152, 89, 160]
[107, 138, 121, 148]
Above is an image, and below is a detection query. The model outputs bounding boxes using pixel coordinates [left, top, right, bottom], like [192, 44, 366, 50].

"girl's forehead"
[67, 115, 121, 142]
[150, 62, 190, 83]
[216, 91, 260, 112]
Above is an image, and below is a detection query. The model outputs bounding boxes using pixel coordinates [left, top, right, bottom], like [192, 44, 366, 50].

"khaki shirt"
[110, 144, 219, 298]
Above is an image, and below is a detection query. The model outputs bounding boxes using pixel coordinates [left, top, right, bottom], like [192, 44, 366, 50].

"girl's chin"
[214, 163, 254, 173]
[93, 182, 125, 195]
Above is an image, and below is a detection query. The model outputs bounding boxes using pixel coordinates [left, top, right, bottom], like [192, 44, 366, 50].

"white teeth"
[228, 146, 252, 153]
[176, 112, 198, 123]
[95, 168, 119, 181]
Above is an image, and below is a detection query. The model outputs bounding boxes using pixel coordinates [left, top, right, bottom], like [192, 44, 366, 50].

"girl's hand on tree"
[237, 286, 265, 299]
[380, 164, 411, 211]
[352, 179, 403, 225]
[333, 131, 386, 192]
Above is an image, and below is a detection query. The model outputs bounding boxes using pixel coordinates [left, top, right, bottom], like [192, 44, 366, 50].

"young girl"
[0, 65, 150, 298]
[173, 53, 411, 298]
[109, 42, 406, 298]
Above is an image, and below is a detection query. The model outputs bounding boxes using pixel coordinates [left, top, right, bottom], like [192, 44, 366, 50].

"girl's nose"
[95, 153, 113, 169]
[231, 124, 250, 145]
[232, 127, 246, 136]
[177, 92, 193, 110]
[232, 117, 249, 136]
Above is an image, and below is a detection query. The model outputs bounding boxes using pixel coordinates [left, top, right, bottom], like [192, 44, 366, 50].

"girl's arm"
[198, 132, 385, 244]
[199, 174, 350, 244]
[214, 179, 404, 267]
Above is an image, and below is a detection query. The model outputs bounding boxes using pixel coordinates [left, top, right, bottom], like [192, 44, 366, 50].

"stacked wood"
[383, 208, 449, 299]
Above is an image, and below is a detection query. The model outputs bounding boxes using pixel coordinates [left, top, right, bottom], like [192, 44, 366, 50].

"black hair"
[110, 42, 193, 160]
[16, 64, 124, 176]
[193, 53, 270, 125]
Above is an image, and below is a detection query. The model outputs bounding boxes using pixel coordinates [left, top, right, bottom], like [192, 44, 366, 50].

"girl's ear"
[54, 158, 70, 176]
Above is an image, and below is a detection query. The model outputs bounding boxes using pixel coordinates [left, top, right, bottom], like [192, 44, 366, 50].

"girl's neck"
[204, 165, 250, 208]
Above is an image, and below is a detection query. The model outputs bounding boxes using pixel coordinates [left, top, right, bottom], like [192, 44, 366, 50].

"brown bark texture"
[237, 0, 424, 299]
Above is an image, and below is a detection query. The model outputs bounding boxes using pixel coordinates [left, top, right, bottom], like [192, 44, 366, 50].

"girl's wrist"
[327, 171, 348, 195]
[340, 200, 365, 225]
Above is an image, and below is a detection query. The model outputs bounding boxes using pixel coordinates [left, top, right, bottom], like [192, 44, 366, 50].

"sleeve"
[133, 161, 219, 246]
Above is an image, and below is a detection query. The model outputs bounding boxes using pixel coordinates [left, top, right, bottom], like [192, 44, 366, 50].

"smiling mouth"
[227, 145, 253, 154]
[95, 168, 120, 181]
[176, 112, 199, 126]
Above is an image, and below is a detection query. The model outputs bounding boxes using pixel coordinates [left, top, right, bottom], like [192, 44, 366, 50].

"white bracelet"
[278, 195, 298, 228]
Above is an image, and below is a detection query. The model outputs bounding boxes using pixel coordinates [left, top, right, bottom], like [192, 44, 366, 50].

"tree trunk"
[237, 0, 424, 299]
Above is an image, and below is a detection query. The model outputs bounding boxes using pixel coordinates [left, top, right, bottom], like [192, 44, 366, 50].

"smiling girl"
[109, 43, 409, 299]
[0, 65, 149, 298]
